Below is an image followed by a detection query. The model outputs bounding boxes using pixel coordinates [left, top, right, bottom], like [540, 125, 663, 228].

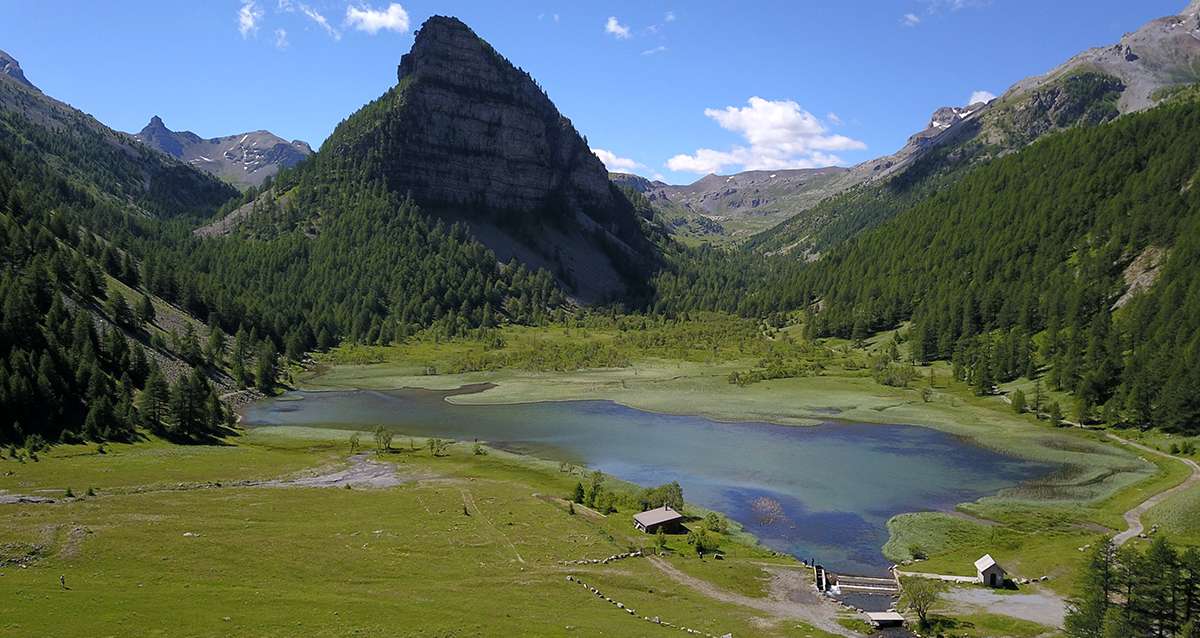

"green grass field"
[0, 427, 840, 638]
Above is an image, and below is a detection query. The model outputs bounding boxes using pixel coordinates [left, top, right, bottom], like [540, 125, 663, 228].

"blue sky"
[0, 0, 1185, 184]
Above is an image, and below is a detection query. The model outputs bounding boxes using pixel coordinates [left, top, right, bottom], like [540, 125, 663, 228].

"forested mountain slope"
[751, 1, 1200, 258]
[0, 53, 237, 219]
[205, 16, 658, 303]
[0, 60, 248, 446]
[805, 97, 1200, 433]
[0, 36, 588, 446]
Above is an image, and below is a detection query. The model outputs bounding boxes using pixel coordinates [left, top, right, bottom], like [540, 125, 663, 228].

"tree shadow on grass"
[924, 614, 976, 634]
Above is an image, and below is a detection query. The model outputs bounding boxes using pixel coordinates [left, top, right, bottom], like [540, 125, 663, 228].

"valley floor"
[301, 323, 1200, 602]
[0, 427, 857, 638]
[4, 322, 1197, 637]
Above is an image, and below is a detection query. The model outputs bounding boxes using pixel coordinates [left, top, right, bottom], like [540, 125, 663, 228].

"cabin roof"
[975, 554, 1003, 572]
[633, 505, 683, 527]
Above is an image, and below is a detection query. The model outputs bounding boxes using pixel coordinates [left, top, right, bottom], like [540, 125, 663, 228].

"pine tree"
[137, 294, 155, 324]
[1012, 389, 1027, 414]
[105, 287, 134, 327]
[138, 365, 170, 432]
[232, 326, 251, 388]
[255, 340, 277, 394]
[1065, 539, 1117, 638]
[206, 326, 226, 368]
[169, 370, 209, 440]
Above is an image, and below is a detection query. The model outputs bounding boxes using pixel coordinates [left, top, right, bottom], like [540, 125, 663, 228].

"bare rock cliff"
[383, 16, 619, 219]
[312, 16, 654, 301]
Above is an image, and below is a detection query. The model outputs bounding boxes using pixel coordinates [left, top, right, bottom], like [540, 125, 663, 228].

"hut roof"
[633, 505, 683, 528]
[975, 554, 1004, 572]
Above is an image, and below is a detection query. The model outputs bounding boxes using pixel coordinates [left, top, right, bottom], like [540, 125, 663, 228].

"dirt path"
[460, 488, 525, 564]
[1107, 433, 1200, 546]
[943, 587, 1066, 629]
[1, 455, 419, 504]
[646, 557, 859, 637]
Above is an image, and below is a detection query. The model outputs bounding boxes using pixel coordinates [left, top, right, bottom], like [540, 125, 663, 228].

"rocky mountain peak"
[358, 14, 623, 220]
[0, 50, 36, 91]
[314, 15, 651, 301]
[132, 116, 311, 189]
[136, 115, 186, 157]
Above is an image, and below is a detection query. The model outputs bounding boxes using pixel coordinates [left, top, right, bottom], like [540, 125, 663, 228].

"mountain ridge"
[132, 116, 312, 189]
[0, 49, 35, 91]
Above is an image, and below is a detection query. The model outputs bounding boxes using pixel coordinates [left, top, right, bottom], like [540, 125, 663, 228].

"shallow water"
[242, 387, 1049, 575]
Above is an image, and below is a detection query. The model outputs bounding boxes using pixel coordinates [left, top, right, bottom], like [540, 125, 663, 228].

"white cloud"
[901, 13, 921, 27]
[592, 148, 644, 174]
[605, 16, 631, 39]
[664, 11, 676, 22]
[827, 112, 843, 125]
[274, 28, 289, 49]
[238, 1, 264, 38]
[346, 3, 410, 34]
[925, 0, 991, 10]
[277, 0, 293, 11]
[666, 97, 866, 174]
[301, 4, 340, 40]
[968, 90, 996, 105]
[641, 45, 667, 56]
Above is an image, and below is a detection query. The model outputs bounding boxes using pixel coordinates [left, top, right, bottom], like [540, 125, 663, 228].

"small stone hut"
[975, 554, 1007, 587]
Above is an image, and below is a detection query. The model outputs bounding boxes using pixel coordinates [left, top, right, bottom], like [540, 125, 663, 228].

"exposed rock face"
[828, 3, 1200, 196]
[133, 116, 311, 189]
[929, 103, 986, 130]
[1005, 1, 1200, 113]
[378, 16, 620, 220]
[0, 50, 35, 91]
[313, 15, 652, 301]
[990, 73, 1125, 146]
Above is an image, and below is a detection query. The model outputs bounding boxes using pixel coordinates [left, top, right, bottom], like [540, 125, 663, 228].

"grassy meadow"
[0, 427, 840, 638]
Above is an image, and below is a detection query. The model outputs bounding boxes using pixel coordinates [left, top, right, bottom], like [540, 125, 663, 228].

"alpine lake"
[242, 386, 1051, 576]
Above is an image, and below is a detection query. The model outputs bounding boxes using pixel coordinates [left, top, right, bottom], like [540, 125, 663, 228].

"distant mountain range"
[741, 0, 1200, 257]
[612, 168, 848, 241]
[629, 1, 1200, 250]
[0, 49, 236, 219]
[132, 116, 311, 189]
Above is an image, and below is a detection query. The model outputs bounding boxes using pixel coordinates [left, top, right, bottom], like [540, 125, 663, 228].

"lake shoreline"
[243, 382, 1054, 576]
